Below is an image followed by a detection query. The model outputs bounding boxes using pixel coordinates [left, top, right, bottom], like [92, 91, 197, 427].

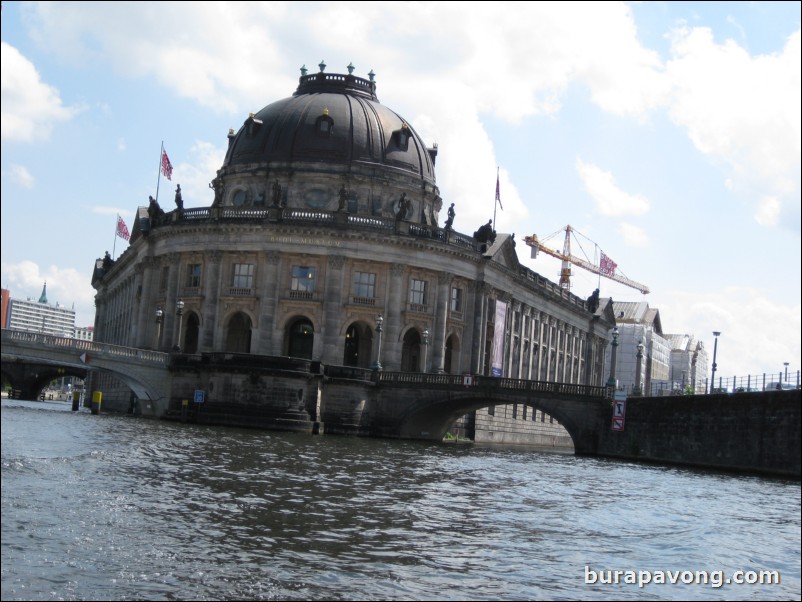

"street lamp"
[173, 299, 184, 352]
[607, 326, 619, 393]
[710, 331, 721, 393]
[422, 328, 430, 373]
[633, 339, 644, 396]
[784, 362, 789, 383]
[370, 313, 384, 371]
[154, 307, 163, 350]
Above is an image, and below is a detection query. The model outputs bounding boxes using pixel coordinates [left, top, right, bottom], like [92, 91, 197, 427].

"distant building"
[74, 326, 94, 342]
[604, 301, 708, 395]
[6, 282, 77, 338]
[1, 288, 9, 329]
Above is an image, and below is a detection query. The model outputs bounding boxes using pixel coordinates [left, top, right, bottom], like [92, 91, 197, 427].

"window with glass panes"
[409, 279, 426, 305]
[291, 266, 316, 292]
[186, 263, 202, 288]
[352, 271, 376, 298]
[450, 287, 463, 312]
[231, 263, 254, 288]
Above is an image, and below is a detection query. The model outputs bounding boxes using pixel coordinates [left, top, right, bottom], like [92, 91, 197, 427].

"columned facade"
[90, 66, 615, 412]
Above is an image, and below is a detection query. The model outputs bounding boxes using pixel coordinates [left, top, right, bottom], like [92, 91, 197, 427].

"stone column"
[472, 283, 488, 374]
[384, 263, 405, 370]
[202, 250, 223, 350]
[461, 281, 477, 374]
[258, 251, 281, 354]
[163, 253, 180, 349]
[322, 255, 346, 364]
[431, 271, 450, 372]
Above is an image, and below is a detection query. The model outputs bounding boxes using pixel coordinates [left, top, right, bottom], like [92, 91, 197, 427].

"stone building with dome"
[89, 64, 616, 436]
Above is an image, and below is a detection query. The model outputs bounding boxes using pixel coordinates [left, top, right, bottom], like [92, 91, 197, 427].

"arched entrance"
[184, 313, 200, 354]
[343, 322, 373, 368]
[287, 318, 314, 359]
[401, 329, 422, 372]
[444, 334, 460, 374]
[225, 312, 252, 353]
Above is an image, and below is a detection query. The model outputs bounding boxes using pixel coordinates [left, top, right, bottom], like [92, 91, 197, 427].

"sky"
[1, 1, 800, 380]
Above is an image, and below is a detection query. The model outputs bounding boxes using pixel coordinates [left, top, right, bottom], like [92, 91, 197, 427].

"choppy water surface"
[2, 399, 799, 600]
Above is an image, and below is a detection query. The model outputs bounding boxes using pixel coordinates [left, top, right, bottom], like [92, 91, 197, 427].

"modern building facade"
[5, 283, 77, 338]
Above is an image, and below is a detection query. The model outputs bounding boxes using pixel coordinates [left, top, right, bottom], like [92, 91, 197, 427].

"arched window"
[401, 329, 422, 372]
[444, 334, 460, 374]
[288, 318, 314, 359]
[184, 313, 200, 354]
[225, 312, 252, 353]
[343, 322, 373, 368]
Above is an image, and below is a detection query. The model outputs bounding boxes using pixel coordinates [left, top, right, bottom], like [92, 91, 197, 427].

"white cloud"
[754, 196, 781, 226]
[576, 158, 651, 216]
[618, 222, 649, 248]
[665, 27, 801, 211]
[661, 287, 801, 379]
[7, 164, 35, 188]
[0, 42, 80, 141]
[176, 140, 228, 208]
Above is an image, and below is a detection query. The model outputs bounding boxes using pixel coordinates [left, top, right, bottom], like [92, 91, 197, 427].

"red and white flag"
[161, 149, 173, 180]
[600, 252, 617, 276]
[116, 215, 130, 241]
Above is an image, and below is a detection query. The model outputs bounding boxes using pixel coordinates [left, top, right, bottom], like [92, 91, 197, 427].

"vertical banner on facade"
[491, 300, 507, 377]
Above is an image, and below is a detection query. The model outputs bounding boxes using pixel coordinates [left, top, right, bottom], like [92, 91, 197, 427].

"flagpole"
[493, 166, 499, 231]
[156, 141, 164, 202]
[112, 214, 118, 259]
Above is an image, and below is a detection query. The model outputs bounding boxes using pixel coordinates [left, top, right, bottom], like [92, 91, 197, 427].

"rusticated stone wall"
[595, 390, 801, 477]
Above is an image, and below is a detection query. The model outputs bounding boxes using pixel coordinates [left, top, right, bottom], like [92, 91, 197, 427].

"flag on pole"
[600, 252, 617, 276]
[161, 149, 173, 180]
[495, 172, 503, 210]
[116, 215, 130, 241]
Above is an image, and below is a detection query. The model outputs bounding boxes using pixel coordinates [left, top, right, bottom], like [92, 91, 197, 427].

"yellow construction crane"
[523, 225, 650, 294]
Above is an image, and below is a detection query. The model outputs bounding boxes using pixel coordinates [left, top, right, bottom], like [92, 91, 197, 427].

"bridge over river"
[2, 329, 799, 477]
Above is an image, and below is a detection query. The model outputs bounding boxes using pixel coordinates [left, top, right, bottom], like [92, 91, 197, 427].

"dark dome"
[222, 68, 437, 185]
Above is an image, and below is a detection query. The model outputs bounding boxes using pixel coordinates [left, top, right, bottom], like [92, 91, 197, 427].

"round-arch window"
[233, 190, 247, 206]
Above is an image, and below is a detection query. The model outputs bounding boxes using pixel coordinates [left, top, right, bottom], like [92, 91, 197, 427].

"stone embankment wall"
[595, 390, 801, 478]
[474, 404, 573, 448]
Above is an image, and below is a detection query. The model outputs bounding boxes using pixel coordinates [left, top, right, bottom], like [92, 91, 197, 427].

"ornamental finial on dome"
[368, 69, 375, 82]
[300, 64, 308, 76]
[347, 62, 355, 75]
[319, 60, 326, 72]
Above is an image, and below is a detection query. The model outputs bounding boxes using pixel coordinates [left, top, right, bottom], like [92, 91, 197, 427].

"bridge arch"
[389, 390, 602, 452]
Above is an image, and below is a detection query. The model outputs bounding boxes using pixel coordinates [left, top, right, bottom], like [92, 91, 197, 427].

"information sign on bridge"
[611, 391, 627, 431]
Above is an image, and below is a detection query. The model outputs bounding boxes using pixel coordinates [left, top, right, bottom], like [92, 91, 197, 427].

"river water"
[2, 398, 799, 601]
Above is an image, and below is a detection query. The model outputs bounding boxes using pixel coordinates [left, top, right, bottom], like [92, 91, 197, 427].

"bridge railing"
[2, 329, 170, 365]
[376, 371, 606, 398]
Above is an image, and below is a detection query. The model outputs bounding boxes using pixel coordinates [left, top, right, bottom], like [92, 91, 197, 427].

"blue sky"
[1, 1, 800, 378]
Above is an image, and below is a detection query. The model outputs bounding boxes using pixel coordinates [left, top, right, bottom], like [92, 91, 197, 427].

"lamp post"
[370, 313, 384, 371]
[634, 340, 644, 396]
[606, 326, 619, 394]
[710, 331, 721, 393]
[173, 299, 184, 352]
[154, 307, 163, 350]
[784, 362, 789, 383]
[422, 328, 430, 373]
